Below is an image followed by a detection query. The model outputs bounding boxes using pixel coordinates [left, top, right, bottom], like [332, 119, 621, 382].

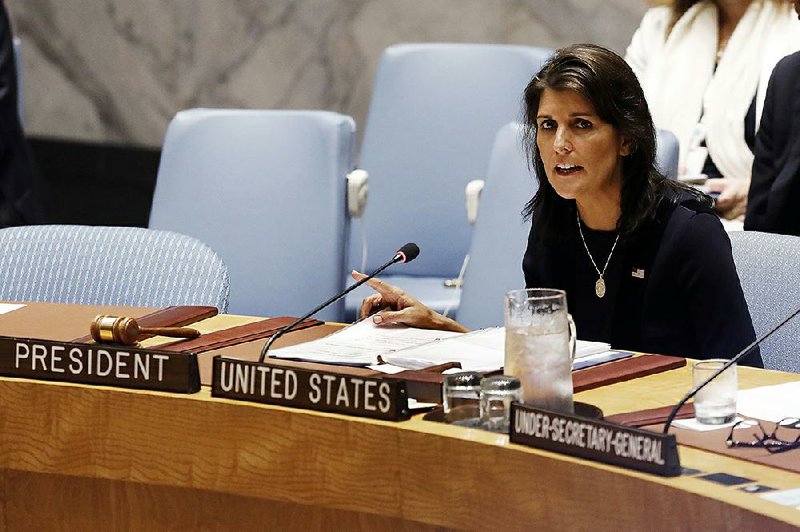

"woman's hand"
[352, 271, 469, 333]
[706, 178, 749, 220]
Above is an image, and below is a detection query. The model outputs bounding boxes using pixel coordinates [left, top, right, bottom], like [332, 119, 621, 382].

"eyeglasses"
[726, 417, 800, 454]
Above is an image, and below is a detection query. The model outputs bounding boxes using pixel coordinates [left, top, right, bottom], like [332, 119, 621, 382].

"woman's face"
[535, 88, 630, 204]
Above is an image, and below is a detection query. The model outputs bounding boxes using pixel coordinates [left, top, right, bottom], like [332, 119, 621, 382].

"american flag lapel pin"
[631, 268, 645, 279]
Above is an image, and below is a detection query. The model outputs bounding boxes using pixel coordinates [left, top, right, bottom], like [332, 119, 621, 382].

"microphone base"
[573, 401, 604, 420]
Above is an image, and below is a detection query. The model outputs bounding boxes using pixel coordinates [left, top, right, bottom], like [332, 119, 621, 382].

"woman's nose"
[553, 129, 573, 153]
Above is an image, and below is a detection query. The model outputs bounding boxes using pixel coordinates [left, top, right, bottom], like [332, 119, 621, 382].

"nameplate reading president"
[0, 336, 201, 393]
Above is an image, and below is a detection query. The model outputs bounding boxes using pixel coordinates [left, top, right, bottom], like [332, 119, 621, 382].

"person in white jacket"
[625, 0, 800, 220]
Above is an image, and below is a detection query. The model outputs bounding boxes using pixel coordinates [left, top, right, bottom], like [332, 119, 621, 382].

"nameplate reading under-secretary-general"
[211, 355, 410, 421]
[0, 336, 201, 393]
[510, 402, 681, 477]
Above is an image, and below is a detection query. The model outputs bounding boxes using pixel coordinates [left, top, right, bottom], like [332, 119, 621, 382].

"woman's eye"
[576, 119, 593, 130]
[539, 120, 555, 130]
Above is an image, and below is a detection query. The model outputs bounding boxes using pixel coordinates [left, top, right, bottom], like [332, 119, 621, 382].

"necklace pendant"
[595, 277, 606, 298]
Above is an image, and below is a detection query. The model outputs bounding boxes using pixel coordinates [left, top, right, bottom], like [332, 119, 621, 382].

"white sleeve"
[624, 7, 671, 82]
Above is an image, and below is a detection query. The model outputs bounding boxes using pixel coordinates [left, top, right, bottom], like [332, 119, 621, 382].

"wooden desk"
[1, 306, 799, 529]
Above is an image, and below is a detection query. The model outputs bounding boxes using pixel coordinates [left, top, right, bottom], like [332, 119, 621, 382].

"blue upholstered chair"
[455, 123, 538, 330]
[0, 225, 230, 310]
[729, 231, 800, 373]
[344, 43, 552, 321]
[656, 128, 679, 180]
[149, 109, 355, 321]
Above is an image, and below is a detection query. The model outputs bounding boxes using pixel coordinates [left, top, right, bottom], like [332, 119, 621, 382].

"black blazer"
[745, 52, 800, 236]
[0, 2, 45, 227]
[524, 197, 762, 367]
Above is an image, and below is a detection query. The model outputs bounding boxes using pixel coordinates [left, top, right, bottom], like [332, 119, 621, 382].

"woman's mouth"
[555, 163, 583, 176]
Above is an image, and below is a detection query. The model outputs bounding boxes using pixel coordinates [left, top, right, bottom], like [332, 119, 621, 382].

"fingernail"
[373, 314, 383, 324]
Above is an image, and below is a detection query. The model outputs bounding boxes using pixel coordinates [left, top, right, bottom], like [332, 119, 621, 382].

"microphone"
[662, 306, 800, 433]
[258, 243, 420, 362]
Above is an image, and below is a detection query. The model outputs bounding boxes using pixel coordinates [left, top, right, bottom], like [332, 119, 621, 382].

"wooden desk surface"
[1, 304, 799, 530]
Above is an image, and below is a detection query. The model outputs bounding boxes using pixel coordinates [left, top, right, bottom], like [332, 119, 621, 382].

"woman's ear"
[619, 136, 635, 157]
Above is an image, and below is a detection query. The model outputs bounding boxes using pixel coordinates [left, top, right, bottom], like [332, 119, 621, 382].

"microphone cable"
[442, 253, 469, 318]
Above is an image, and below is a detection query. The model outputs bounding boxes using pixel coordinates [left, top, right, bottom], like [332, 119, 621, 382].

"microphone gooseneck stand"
[258, 243, 419, 363]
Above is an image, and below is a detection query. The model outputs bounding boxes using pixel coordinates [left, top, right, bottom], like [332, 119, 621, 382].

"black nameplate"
[211, 356, 410, 421]
[510, 403, 681, 477]
[0, 336, 200, 393]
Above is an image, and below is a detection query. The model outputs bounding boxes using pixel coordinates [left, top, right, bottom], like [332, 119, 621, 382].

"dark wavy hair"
[521, 43, 707, 239]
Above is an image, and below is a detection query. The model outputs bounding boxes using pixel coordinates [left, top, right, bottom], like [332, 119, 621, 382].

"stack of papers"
[270, 320, 462, 367]
[736, 382, 800, 422]
[272, 320, 622, 373]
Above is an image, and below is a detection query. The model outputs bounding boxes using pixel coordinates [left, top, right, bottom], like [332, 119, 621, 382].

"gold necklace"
[576, 210, 620, 299]
[716, 37, 729, 62]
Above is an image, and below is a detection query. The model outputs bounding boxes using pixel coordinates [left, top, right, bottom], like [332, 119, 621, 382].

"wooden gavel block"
[90, 315, 201, 346]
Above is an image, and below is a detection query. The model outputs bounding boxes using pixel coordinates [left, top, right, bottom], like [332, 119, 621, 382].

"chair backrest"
[728, 231, 800, 373]
[0, 225, 230, 310]
[656, 128, 679, 180]
[456, 123, 538, 330]
[351, 43, 552, 278]
[149, 109, 355, 321]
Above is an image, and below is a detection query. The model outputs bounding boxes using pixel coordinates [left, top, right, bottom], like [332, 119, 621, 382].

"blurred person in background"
[744, 0, 800, 235]
[0, 0, 45, 228]
[626, 0, 800, 221]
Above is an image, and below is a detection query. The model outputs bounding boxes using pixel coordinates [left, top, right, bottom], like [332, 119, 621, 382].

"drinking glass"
[442, 371, 482, 426]
[504, 288, 576, 414]
[479, 375, 522, 433]
[693, 359, 737, 424]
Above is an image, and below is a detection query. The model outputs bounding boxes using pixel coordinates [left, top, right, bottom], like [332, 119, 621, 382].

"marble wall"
[7, 0, 650, 148]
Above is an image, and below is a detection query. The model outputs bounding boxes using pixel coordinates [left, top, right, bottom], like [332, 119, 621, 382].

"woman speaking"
[353, 44, 762, 367]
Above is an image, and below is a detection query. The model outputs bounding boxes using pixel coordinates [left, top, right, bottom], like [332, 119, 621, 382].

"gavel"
[90, 315, 201, 346]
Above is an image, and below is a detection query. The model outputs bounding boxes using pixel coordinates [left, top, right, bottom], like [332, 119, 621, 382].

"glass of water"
[442, 371, 482, 426]
[693, 359, 737, 424]
[480, 375, 522, 433]
[504, 289, 576, 414]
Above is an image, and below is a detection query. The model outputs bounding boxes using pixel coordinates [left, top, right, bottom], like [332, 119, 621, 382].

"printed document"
[271, 319, 462, 366]
[271, 320, 613, 372]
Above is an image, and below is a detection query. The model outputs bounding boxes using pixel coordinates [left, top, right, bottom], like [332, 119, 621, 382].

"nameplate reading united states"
[211, 356, 410, 421]
[0, 336, 200, 393]
[510, 403, 680, 477]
